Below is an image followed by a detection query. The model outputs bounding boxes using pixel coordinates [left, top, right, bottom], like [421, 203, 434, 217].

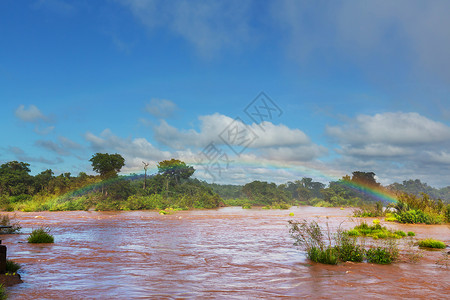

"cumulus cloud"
[145, 99, 178, 118]
[15, 105, 48, 123]
[154, 112, 315, 149]
[327, 111, 450, 187]
[84, 129, 172, 172]
[327, 112, 450, 146]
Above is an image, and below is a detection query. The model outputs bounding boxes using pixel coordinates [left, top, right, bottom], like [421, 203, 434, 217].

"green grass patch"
[28, 227, 54, 243]
[407, 231, 415, 236]
[344, 222, 408, 239]
[417, 238, 446, 249]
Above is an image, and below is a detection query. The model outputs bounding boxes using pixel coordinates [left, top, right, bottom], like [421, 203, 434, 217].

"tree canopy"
[89, 153, 125, 179]
[157, 159, 195, 184]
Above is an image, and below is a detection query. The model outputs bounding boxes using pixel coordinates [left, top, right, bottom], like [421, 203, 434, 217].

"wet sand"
[2, 207, 449, 299]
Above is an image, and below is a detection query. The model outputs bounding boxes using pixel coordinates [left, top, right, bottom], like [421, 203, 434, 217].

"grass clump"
[417, 238, 446, 249]
[28, 227, 54, 243]
[345, 222, 407, 239]
[242, 203, 252, 209]
[407, 231, 415, 236]
[6, 260, 21, 273]
[289, 219, 401, 265]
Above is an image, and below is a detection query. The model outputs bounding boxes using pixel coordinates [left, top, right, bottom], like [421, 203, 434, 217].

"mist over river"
[3, 207, 449, 299]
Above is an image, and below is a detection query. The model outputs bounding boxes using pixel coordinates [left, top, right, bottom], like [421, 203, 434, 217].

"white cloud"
[145, 99, 178, 118]
[15, 104, 48, 123]
[154, 112, 315, 150]
[326, 111, 450, 187]
[84, 129, 172, 173]
[327, 112, 450, 146]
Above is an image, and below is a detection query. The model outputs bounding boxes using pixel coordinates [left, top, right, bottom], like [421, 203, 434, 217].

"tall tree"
[90, 153, 125, 179]
[0, 161, 33, 196]
[157, 159, 194, 185]
[90, 153, 125, 194]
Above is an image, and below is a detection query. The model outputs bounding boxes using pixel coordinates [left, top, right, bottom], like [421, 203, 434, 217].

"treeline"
[0, 156, 220, 211]
[207, 172, 450, 207]
[1, 154, 449, 212]
[388, 179, 450, 201]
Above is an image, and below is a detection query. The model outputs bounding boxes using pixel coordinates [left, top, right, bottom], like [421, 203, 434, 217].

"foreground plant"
[417, 238, 446, 249]
[6, 260, 21, 273]
[345, 222, 408, 239]
[28, 227, 54, 243]
[0, 284, 6, 300]
[289, 219, 400, 265]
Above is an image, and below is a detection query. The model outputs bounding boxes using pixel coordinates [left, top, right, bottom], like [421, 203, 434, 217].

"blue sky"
[1, 0, 450, 187]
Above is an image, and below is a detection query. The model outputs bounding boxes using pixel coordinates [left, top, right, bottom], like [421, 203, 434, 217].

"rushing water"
[2, 207, 449, 299]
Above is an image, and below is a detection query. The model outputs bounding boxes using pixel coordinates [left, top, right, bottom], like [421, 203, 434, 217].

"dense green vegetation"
[0, 156, 221, 211]
[0, 153, 449, 213]
[288, 219, 399, 265]
[388, 193, 449, 224]
[417, 238, 446, 249]
[28, 227, 54, 243]
[345, 222, 409, 239]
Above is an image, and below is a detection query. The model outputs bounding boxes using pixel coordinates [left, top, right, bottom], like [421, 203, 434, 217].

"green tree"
[90, 153, 125, 179]
[0, 161, 33, 196]
[157, 159, 195, 185]
[90, 153, 125, 195]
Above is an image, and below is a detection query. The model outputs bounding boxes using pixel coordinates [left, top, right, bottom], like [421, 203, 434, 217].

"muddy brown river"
[2, 207, 449, 299]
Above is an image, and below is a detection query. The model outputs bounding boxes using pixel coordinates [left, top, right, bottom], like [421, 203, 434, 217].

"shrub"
[394, 230, 406, 237]
[6, 260, 21, 273]
[308, 247, 338, 265]
[242, 203, 252, 209]
[417, 238, 446, 249]
[28, 227, 54, 243]
[334, 232, 364, 262]
[407, 231, 415, 236]
[347, 229, 360, 236]
[366, 240, 398, 264]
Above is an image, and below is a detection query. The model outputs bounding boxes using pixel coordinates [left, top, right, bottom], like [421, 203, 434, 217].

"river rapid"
[2, 207, 449, 299]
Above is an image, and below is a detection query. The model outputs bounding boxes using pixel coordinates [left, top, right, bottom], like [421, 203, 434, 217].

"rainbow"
[58, 158, 398, 204]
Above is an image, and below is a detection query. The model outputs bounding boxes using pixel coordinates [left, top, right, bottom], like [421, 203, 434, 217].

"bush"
[407, 231, 415, 236]
[366, 247, 395, 264]
[242, 203, 252, 209]
[334, 233, 364, 262]
[394, 230, 406, 237]
[6, 260, 21, 273]
[308, 247, 338, 265]
[417, 238, 446, 249]
[28, 227, 54, 243]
